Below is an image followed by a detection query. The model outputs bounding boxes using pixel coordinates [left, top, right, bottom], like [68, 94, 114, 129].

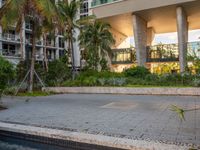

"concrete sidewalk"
[0, 94, 199, 149]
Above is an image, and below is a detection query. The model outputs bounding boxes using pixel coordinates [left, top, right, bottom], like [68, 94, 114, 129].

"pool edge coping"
[0, 122, 190, 150]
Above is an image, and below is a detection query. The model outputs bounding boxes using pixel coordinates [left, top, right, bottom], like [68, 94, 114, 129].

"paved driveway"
[0, 94, 199, 146]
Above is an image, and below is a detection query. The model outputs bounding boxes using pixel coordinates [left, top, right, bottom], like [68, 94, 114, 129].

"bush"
[193, 79, 200, 87]
[145, 74, 159, 81]
[46, 59, 71, 86]
[0, 57, 15, 96]
[106, 78, 127, 86]
[124, 66, 150, 78]
[16, 59, 70, 88]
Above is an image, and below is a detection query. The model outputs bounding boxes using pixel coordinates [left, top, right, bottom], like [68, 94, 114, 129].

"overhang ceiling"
[100, 0, 200, 36]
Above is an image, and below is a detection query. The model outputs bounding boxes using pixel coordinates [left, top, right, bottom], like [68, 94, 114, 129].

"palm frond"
[170, 105, 186, 121]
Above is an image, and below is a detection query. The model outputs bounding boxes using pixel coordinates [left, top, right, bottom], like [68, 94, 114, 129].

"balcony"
[147, 42, 200, 62]
[112, 48, 136, 64]
[46, 41, 56, 48]
[91, 0, 120, 7]
[0, 33, 21, 43]
[147, 44, 179, 62]
[110, 42, 200, 65]
[0, 49, 21, 58]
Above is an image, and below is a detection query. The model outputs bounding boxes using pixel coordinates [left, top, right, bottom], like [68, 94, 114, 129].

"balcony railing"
[147, 44, 179, 62]
[112, 48, 136, 64]
[0, 49, 21, 58]
[147, 42, 200, 62]
[46, 41, 56, 47]
[0, 33, 21, 42]
[91, 0, 120, 7]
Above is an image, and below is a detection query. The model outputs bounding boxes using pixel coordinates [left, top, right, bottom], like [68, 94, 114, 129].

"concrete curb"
[0, 122, 190, 150]
[43, 87, 200, 96]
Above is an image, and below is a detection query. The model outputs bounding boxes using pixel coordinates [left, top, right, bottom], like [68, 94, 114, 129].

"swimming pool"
[0, 130, 125, 150]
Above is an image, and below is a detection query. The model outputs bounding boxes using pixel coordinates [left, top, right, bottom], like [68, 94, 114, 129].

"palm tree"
[42, 21, 55, 72]
[57, 0, 80, 79]
[79, 21, 115, 71]
[0, 0, 59, 92]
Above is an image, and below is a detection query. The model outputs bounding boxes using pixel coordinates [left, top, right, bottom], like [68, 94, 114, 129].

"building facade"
[90, 0, 200, 72]
[0, 0, 70, 65]
[0, 0, 87, 69]
[1, 0, 200, 73]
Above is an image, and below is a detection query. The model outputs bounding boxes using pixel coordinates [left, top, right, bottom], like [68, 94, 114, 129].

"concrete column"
[176, 7, 188, 73]
[132, 14, 147, 66]
[147, 27, 155, 46]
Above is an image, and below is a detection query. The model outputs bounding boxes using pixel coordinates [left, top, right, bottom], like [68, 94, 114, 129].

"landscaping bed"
[62, 67, 200, 88]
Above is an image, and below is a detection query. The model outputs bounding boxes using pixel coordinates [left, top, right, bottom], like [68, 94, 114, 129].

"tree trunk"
[43, 34, 48, 72]
[97, 47, 102, 72]
[20, 30, 24, 61]
[105, 50, 112, 70]
[20, 15, 24, 61]
[70, 32, 76, 80]
[28, 22, 36, 93]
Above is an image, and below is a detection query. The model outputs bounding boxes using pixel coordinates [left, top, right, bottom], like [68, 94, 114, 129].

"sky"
[128, 29, 200, 46]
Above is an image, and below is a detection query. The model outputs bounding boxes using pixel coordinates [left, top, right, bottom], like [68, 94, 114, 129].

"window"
[2, 44, 16, 56]
[26, 33, 32, 44]
[25, 19, 33, 30]
[2, 30, 15, 41]
[59, 50, 65, 58]
[59, 37, 65, 48]
[80, 0, 88, 18]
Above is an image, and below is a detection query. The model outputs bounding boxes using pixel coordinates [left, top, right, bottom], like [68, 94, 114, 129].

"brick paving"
[0, 94, 199, 147]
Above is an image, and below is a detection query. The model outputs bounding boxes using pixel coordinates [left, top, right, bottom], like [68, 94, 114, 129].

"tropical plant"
[57, 0, 80, 79]
[170, 105, 200, 122]
[124, 66, 150, 78]
[0, 56, 15, 100]
[79, 21, 115, 72]
[46, 59, 71, 86]
[0, 0, 59, 92]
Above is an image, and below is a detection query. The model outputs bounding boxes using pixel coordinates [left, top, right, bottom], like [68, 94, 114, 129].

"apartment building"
[0, 0, 69, 65]
[90, 0, 200, 72]
[0, 0, 90, 69]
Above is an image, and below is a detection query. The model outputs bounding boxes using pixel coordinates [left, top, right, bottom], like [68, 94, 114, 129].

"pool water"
[0, 130, 125, 150]
[0, 138, 72, 150]
[0, 140, 37, 150]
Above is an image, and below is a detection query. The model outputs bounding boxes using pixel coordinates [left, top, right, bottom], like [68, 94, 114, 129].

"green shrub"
[193, 79, 200, 87]
[82, 76, 97, 86]
[106, 78, 127, 86]
[0, 57, 15, 97]
[76, 69, 123, 80]
[46, 59, 71, 86]
[97, 78, 107, 86]
[145, 74, 159, 81]
[124, 66, 150, 78]
[3, 86, 16, 96]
